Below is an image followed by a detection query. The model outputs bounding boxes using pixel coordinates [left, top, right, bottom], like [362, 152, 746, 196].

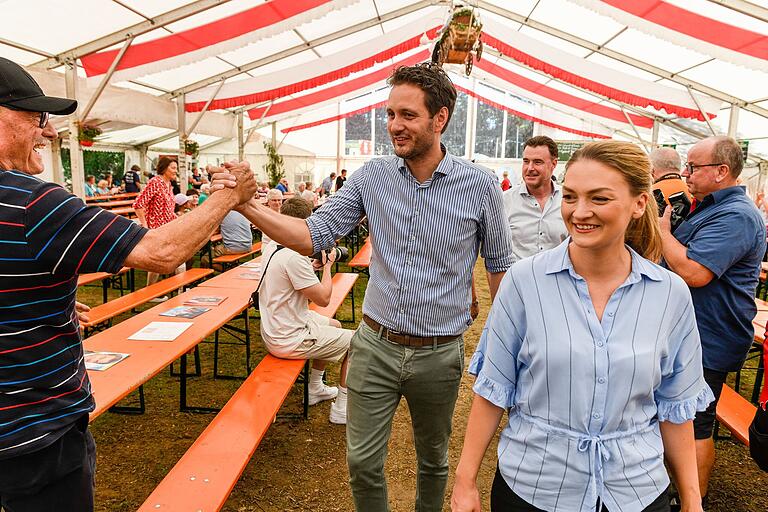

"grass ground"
[79, 258, 768, 511]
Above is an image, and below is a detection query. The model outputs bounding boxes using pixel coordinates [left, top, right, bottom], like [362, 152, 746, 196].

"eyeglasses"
[0, 103, 49, 128]
[684, 162, 724, 174]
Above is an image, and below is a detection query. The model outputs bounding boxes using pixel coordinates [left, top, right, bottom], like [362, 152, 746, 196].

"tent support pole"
[139, 146, 148, 175]
[651, 120, 660, 146]
[177, 93, 189, 191]
[50, 138, 64, 186]
[728, 104, 740, 138]
[466, 79, 478, 160]
[237, 112, 245, 161]
[336, 102, 343, 174]
[65, 62, 85, 198]
[80, 36, 133, 122]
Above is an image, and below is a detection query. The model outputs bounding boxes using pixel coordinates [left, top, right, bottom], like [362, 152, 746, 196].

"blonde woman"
[452, 142, 712, 512]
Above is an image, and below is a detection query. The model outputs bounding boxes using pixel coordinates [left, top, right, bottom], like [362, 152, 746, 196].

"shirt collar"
[517, 180, 561, 197]
[703, 185, 745, 205]
[544, 238, 664, 283]
[397, 143, 453, 177]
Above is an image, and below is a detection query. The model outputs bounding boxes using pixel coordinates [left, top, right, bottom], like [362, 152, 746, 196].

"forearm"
[134, 208, 148, 228]
[660, 420, 701, 505]
[126, 191, 237, 273]
[238, 199, 314, 255]
[661, 231, 712, 287]
[486, 271, 505, 302]
[455, 395, 505, 484]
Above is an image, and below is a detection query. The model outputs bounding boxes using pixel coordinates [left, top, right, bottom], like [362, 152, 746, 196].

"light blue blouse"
[469, 240, 714, 512]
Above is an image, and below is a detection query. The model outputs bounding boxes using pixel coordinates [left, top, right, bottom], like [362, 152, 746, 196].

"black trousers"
[491, 468, 670, 512]
[0, 415, 96, 512]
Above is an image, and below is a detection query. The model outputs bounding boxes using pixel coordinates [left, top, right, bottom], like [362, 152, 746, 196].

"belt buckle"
[385, 328, 402, 344]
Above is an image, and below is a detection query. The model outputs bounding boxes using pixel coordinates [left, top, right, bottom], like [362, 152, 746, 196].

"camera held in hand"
[653, 189, 690, 233]
[311, 246, 349, 264]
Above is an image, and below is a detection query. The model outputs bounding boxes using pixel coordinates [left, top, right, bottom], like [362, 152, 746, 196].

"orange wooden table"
[93, 199, 135, 208]
[77, 266, 132, 302]
[109, 207, 136, 217]
[85, 286, 253, 420]
[86, 192, 138, 203]
[197, 257, 262, 290]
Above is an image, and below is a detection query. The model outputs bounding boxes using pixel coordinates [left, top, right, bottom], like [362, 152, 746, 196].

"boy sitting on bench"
[258, 197, 352, 424]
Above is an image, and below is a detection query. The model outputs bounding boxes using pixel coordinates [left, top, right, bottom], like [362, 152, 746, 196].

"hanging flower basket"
[184, 140, 199, 158]
[432, 6, 483, 76]
[78, 123, 102, 147]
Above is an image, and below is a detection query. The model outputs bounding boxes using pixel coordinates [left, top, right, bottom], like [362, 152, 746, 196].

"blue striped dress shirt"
[306, 147, 514, 336]
[469, 239, 714, 512]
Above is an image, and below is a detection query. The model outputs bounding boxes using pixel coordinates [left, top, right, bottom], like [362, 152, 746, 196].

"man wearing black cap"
[0, 57, 257, 511]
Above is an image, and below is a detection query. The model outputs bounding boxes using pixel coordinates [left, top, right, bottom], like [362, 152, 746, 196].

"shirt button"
[598, 377, 606, 384]
[592, 413, 601, 419]
[406, 259, 412, 265]
[411, 235, 416, 241]
[597, 342, 604, 347]
[607, 312, 614, 317]
[400, 308, 405, 313]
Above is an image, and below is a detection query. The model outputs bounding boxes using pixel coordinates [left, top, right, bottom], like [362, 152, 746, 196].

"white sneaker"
[308, 384, 337, 406]
[329, 399, 347, 425]
[149, 296, 169, 303]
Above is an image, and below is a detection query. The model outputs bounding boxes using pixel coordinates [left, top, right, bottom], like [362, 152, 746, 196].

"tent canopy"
[1, 0, 766, 160]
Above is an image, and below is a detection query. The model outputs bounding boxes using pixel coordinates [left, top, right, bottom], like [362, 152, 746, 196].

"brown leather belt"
[363, 315, 458, 347]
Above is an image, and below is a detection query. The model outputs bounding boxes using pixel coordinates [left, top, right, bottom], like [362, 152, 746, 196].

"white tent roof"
[1, 0, 766, 159]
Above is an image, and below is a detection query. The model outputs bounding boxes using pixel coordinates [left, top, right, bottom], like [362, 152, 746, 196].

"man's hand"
[470, 300, 479, 320]
[209, 170, 238, 192]
[450, 477, 482, 512]
[660, 205, 673, 234]
[75, 301, 90, 323]
[221, 161, 257, 204]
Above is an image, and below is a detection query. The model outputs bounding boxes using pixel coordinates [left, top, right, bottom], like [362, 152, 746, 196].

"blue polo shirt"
[672, 186, 766, 372]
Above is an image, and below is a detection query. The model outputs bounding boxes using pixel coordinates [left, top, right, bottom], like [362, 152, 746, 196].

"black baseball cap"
[0, 57, 77, 115]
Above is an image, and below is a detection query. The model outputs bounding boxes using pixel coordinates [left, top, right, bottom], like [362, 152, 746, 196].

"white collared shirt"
[503, 181, 568, 263]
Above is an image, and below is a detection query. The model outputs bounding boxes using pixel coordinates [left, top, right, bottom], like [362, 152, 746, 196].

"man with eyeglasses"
[0, 57, 256, 511]
[659, 135, 766, 507]
[502, 135, 568, 263]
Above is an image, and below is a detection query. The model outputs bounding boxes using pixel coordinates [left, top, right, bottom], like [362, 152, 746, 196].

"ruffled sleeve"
[655, 285, 715, 423]
[656, 382, 715, 423]
[467, 271, 526, 410]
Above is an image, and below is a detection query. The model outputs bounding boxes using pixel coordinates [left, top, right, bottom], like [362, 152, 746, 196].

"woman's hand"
[451, 476, 482, 512]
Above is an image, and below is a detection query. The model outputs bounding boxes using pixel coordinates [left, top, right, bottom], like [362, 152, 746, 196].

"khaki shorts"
[283, 311, 353, 362]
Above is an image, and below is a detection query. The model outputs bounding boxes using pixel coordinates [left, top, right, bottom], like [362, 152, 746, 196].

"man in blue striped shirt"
[226, 63, 513, 511]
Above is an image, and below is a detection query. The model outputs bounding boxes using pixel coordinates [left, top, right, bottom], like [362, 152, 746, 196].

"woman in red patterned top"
[132, 157, 183, 296]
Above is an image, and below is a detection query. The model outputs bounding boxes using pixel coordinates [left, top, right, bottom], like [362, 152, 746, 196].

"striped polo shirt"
[306, 146, 514, 336]
[0, 170, 146, 459]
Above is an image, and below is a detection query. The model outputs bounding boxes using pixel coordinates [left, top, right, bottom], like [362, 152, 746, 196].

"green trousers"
[346, 322, 464, 512]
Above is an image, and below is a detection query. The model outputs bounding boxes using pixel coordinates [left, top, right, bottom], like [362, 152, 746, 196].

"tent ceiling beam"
[166, 0, 436, 97]
[621, 107, 651, 152]
[0, 38, 52, 58]
[705, 0, 768, 23]
[127, 80, 172, 94]
[687, 87, 717, 136]
[80, 37, 134, 122]
[187, 79, 226, 136]
[144, 131, 179, 148]
[33, 0, 232, 69]
[476, 0, 768, 120]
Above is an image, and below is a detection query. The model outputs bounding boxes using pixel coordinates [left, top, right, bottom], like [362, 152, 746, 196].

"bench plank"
[81, 268, 213, 329]
[137, 273, 357, 512]
[212, 242, 262, 265]
[310, 273, 358, 318]
[716, 385, 755, 446]
[348, 239, 371, 269]
[136, 356, 305, 512]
